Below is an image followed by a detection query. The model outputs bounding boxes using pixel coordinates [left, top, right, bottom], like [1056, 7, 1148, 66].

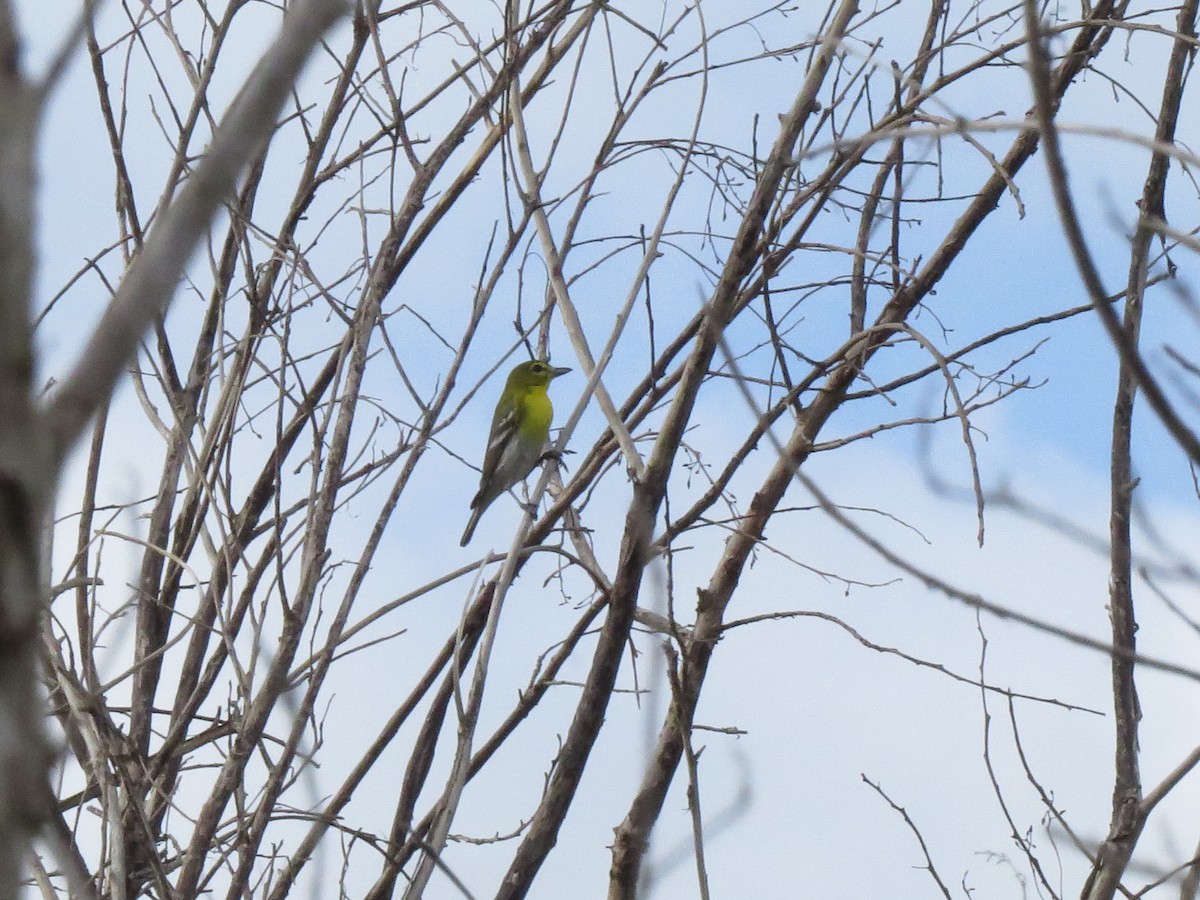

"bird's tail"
[459, 506, 483, 547]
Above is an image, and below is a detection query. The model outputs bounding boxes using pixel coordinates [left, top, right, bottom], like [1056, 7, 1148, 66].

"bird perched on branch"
[460, 358, 571, 546]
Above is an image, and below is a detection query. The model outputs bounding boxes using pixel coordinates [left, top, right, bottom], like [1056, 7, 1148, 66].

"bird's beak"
[550, 366, 571, 379]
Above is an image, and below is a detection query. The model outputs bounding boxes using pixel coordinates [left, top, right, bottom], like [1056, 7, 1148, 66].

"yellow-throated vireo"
[460, 359, 571, 546]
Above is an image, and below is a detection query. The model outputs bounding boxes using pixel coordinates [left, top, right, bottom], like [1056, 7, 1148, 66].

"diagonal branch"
[43, 0, 350, 470]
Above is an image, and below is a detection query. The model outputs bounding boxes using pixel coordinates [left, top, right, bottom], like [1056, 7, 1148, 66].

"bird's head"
[507, 359, 571, 389]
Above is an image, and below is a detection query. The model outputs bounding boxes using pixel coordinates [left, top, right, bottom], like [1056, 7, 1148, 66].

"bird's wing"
[476, 403, 521, 496]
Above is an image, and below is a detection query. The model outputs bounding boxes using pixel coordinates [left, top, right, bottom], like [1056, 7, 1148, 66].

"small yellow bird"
[460, 359, 571, 546]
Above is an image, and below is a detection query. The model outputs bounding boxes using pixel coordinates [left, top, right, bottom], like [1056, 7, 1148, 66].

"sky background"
[12, 1, 1200, 898]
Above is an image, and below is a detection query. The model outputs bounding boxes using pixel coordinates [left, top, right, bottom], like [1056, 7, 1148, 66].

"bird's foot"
[541, 448, 575, 471]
